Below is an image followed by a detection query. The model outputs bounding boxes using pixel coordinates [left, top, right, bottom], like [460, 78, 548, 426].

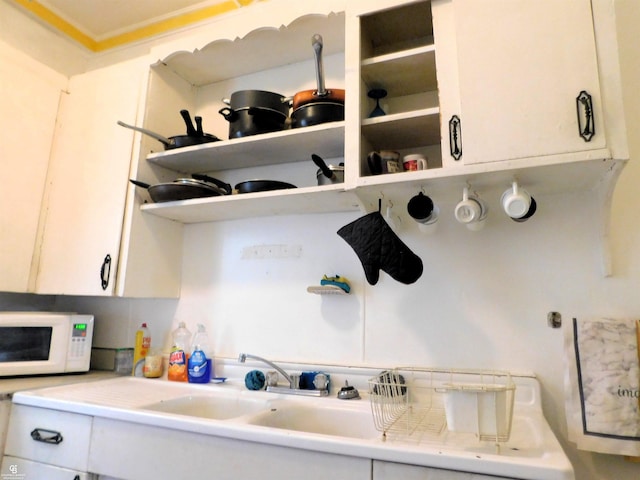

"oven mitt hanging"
[337, 211, 423, 285]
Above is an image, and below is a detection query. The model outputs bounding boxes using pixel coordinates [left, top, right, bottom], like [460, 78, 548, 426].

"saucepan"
[290, 34, 345, 129]
[219, 90, 289, 138]
[118, 110, 221, 150]
[130, 174, 231, 203]
[312, 154, 344, 185]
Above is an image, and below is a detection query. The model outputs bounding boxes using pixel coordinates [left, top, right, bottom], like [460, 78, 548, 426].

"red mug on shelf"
[402, 154, 428, 171]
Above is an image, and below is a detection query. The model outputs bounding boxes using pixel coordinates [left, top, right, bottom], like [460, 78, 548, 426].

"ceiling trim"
[12, 0, 258, 52]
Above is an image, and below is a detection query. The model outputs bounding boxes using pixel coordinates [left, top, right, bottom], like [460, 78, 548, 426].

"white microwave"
[0, 312, 94, 377]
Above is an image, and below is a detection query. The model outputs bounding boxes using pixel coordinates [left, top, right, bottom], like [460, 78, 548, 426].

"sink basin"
[141, 394, 272, 420]
[247, 403, 379, 439]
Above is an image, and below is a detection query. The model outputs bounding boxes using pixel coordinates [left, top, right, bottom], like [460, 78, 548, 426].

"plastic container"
[143, 348, 164, 378]
[168, 322, 191, 382]
[188, 324, 212, 383]
[132, 323, 151, 377]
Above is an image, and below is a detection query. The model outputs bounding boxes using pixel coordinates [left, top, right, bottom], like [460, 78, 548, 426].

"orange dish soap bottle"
[168, 322, 191, 382]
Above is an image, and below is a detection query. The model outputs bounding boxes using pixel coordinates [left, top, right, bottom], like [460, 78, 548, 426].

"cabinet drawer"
[1, 455, 95, 480]
[4, 405, 92, 471]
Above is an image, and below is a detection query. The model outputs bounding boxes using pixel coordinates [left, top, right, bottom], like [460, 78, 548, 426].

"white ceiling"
[38, 0, 230, 39]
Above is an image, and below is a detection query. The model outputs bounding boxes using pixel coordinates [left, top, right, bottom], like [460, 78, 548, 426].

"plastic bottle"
[132, 323, 151, 377]
[188, 324, 213, 383]
[168, 322, 191, 382]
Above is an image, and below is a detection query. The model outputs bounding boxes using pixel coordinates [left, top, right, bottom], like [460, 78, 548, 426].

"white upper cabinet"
[0, 42, 66, 293]
[445, 0, 606, 166]
[32, 58, 183, 297]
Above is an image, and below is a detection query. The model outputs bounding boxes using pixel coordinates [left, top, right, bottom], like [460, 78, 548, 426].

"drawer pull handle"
[30, 428, 63, 444]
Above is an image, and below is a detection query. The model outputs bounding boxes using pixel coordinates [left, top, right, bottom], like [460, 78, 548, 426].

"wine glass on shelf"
[368, 88, 387, 118]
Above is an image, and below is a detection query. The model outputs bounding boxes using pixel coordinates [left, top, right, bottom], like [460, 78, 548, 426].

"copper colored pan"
[291, 34, 344, 128]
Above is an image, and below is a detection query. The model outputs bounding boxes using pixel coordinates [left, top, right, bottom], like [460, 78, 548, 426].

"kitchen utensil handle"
[116, 120, 172, 146]
[194, 116, 204, 136]
[180, 109, 197, 136]
[312, 34, 327, 97]
[31, 428, 63, 445]
[311, 154, 335, 179]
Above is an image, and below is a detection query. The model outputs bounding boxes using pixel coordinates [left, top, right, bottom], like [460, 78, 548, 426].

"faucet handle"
[313, 373, 329, 390]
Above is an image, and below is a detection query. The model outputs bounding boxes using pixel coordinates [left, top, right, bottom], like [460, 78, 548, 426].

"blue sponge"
[244, 370, 265, 390]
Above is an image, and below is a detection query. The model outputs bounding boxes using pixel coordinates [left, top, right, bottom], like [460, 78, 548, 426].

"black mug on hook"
[407, 192, 439, 233]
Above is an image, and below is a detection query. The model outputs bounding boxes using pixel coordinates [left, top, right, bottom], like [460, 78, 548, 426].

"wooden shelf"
[147, 122, 345, 174]
[355, 154, 622, 209]
[361, 45, 437, 95]
[139, 183, 360, 223]
[361, 108, 440, 150]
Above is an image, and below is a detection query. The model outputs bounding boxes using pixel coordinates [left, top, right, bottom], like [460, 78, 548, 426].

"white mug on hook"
[454, 187, 487, 231]
[501, 181, 537, 222]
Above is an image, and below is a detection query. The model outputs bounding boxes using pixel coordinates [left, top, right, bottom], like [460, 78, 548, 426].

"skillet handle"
[191, 173, 232, 195]
[129, 179, 151, 189]
[180, 109, 198, 136]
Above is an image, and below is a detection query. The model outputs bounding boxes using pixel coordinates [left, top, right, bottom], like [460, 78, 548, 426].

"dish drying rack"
[368, 368, 515, 443]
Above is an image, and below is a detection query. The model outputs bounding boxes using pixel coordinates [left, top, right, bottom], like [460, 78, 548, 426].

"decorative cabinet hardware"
[30, 428, 63, 445]
[100, 254, 111, 290]
[576, 90, 594, 142]
[449, 115, 462, 160]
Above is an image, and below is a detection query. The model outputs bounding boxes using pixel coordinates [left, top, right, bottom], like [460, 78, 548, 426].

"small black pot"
[291, 102, 344, 129]
[219, 106, 287, 139]
[225, 90, 289, 116]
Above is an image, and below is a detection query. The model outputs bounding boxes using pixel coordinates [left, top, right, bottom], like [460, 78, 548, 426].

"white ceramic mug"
[501, 181, 536, 221]
[454, 187, 487, 230]
[402, 154, 428, 171]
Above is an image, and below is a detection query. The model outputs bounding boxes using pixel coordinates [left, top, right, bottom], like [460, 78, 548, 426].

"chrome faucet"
[237, 353, 329, 397]
[238, 353, 293, 388]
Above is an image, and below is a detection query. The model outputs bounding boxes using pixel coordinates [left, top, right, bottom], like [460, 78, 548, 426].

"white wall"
[1, 1, 639, 479]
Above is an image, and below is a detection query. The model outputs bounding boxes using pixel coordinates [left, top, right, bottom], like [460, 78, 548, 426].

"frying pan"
[234, 180, 297, 194]
[130, 175, 231, 203]
[117, 110, 221, 150]
[291, 34, 345, 128]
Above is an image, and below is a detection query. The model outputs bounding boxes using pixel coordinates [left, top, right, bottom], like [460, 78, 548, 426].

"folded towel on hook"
[564, 317, 640, 456]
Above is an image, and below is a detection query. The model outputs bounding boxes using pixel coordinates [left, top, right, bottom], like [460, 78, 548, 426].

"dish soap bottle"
[168, 321, 191, 382]
[188, 324, 212, 383]
[132, 323, 151, 377]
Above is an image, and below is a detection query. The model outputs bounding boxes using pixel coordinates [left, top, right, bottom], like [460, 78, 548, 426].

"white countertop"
[0, 370, 117, 397]
[9, 365, 575, 480]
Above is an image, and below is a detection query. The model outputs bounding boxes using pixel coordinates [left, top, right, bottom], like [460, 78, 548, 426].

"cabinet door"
[373, 460, 520, 480]
[4, 405, 92, 471]
[34, 59, 144, 296]
[1, 456, 95, 480]
[449, 0, 605, 165]
[0, 43, 66, 292]
[89, 417, 370, 480]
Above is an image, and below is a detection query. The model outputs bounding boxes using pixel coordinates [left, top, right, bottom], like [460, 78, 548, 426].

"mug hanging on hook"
[454, 186, 488, 231]
[407, 191, 438, 234]
[501, 181, 537, 222]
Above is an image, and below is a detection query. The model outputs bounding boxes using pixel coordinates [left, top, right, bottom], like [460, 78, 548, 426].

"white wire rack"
[368, 368, 515, 443]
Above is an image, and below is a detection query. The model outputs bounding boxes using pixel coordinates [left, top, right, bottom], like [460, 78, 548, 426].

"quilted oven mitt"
[337, 211, 423, 285]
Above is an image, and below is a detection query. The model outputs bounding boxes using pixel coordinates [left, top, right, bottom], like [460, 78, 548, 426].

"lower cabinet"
[373, 460, 519, 480]
[2, 405, 526, 480]
[2, 404, 95, 479]
[88, 417, 371, 480]
[1, 456, 96, 480]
